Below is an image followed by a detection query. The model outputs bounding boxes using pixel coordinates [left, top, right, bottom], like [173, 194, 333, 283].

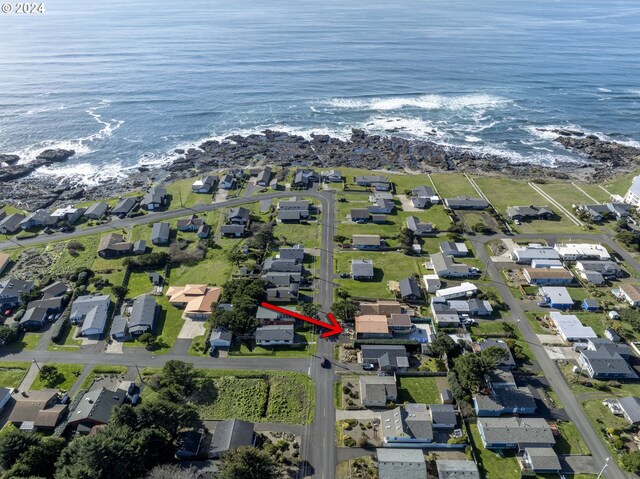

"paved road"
[472, 234, 627, 479]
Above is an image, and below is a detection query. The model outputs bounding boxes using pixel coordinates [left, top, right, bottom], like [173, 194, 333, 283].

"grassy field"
[143, 369, 314, 424]
[396, 377, 441, 404]
[468, 422, 521, 479]
[572, 183, 611, 203]
[126, 271, 157, 298]
[536, 182, 595, 212]
[335, 251, 424, 299]
[273, 221, 321, 249]
[164, 176, 213, 210]
[168, 246, 235, 286]
[603, 169, 639, 197]
[429, 172, 478, 197]
[46, 235, 101, 276]
[30, 363, 84, 392]
[554, 421, 590, 455]
[78, 365, 128, 391]
[0, 362, 30, 388]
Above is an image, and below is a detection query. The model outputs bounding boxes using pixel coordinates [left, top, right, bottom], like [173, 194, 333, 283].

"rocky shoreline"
[1, 129, 639, 211]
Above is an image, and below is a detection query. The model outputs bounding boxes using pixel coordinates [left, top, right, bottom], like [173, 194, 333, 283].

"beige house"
[166, 284, 222, 319]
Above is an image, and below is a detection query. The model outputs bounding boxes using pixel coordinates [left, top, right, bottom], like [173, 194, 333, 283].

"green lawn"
[335, 251, 424, 299]
[126, 271, 156, 298]
[0, 362, 30, 388]
[144, 369, 314, 424]
[30, 363, 84, 392]
[536, 183, 595, 213]
[78, 365, 128, 391]
[396, 377, 440, 404]
[164, 176, 214, 210]
[554, 421, 590, 455]
[603, 169, 640, 197]
[524, 311, 551, 334]
[48, 325, 82, 351]
[573, 183, 612, 203]
[3, 332, 40, 353]
[429, 173, 478, 197]
[468, 422, 521, 479]
[46, 235, 101, 276]
[229, 330, 317, 358]
[168, 246, 234, 286]
[274, 221, 321, 249]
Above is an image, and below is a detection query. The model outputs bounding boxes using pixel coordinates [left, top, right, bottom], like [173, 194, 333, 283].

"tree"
[111, 285, 127, 300]
[300, 302, 321, 319]
[333, 235, 347, 244]
[471, 222, 492, 234]
[3, 435, 65, 479]
[226, 249, 245, 267]
[160, 360, 197, 397]
[332, 299, 357, 323]
[453, 347, 508, 393]
[426, 332, 457, 360]
[217, 447, 280, 479]
[335, 288, 350, 300]
[38, 365, 60, 387]
[621, 451, 640, 472]
[398, 227, 414, 255]
[0, 427, 40, 470]
[0, 325, 18, 346]
[138, 333, 155, 347]
[146, 464, 199, 479]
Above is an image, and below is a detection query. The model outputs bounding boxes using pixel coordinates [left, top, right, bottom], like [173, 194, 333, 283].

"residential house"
[447, 298, 493, 317]
[350, 208, 371, 223]
[436, 460, 480, 479]
[0, 387, 10, 413]
[277, 198, 310, 221]
[377, 448, 427, 479]
[380, 405, 433, 445]
[616, 397, 640, 425]
[351, 259, 374, 280]
[579, 338, 636, 379]
[359, 300, 403, 316]
[266, 283, 299, 302]
[352, 234, 382, 250]
[522, 448, 562, 474]
[361, 345, 409, 371]
[0, 277, 34, 309]
[20, 297, 64, 331]
[355, 315, 391, 339]
[83, 202, 109, 219]
[255, 324, 295, 346]
[429, 403, 457, 429]
[359, 375, 397, 407]
[406, 216, 436, 236]
[255, 166, 272, 186]
[176, 214, 205, 232]
[220, 224, 245, 237]
[278, 244, 305, 261]
[431, 252, 472, 278]
[7, 389, 67, 431]
[523, 267, 574, 285]
[192, 175, 217, 193]
[539, 286, 573, 309]
[506, 205, 554, 221]
[444, 196, 489, 210]
[176, 430, 205, 459]
[476, 417, 555, 451]
[141, 186, 168, 210]
[263, 258, 303, 273]
[354, 175, 391, 191]
[292, 169, 319, 188]
[148, 272, 163, 286]
[554, 243, 611, 261]
[435, 282, 478, 300]
[98, 233, 132, 258]
[209, 329, 233, 348]
[548, 312, 597, 342]
[70, 295, 111, 337]
[0, 213, 25, 234]
[511, 245, 561, 264]
[368, 198, 395, 214]
[41, 281, 68, 300]
[474, 384, 536, 417]
[0, 253, 10, 276]
[411, 185, 439, 208]
[614, 283, 640, 307]
[530, 259, 564, 268]
[133, 240, 147, 255]
[20, 209, 53, 230]
[422, 274, 441, 293]
[151, 222, 171, 245]
[111, 197, 137, 218]
[440, 242, 469, 257]
[128, 295, 158, 336]
[399, 277, 422, 301]
[197, 224, 211, 238]
[582, 298, 600, 312]
[110, 315, 128, 341]
[430, 300, 461, 328]
[263, 272, 302, 287]
[605, 327, 621, 343]
[228, 206, 251, 225]
[322, 169, 342, 182]
[166, 285, 222, 319]
[255, 305, 298, 323]
[219, 173, 235, 190]
[623, 175, 640, 207]
[476, 339, 516, 369]
[50, 206, 86, 225]
[576, 260, 622, 279]
[579, 270, 605, 286]
[208, 419, 255, 459]
[66, 387, 126, 434]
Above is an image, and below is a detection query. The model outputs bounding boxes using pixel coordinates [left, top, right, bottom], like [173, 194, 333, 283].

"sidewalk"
[335, 409, 381, 421]
[17, 362, 40, 391]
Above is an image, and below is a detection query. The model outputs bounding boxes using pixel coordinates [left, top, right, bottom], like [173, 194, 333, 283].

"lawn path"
[528, 182, 583, 226]
[18, 363, 40, 391]
[69, 365, 92, 396]
[572, 183, 601, 204]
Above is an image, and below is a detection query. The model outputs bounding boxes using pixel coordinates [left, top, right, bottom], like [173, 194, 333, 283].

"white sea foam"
[362, 116, 447, 139]
[321, 93, 511, 112]
[25, 104, 67, 115]
[34, 161, 127, 186]
[597, 87, 612, 93]
[524, 124, 640, 148]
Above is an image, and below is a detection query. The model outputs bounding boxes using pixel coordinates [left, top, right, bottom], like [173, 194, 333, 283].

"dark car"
[131, 393, 140, 405]
[209, 346, 218, 357]
[339, 273, 350, 279]
[320, 357, 330, 368]
[362, 363, 375, 370]
[127, 382, 136, 395]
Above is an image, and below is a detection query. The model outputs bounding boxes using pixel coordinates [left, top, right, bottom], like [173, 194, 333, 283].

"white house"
[435, 282, 478, 300]
[548, 312, 597, 343]
[554, 243, 611, 261]
[422, 274, 441, 293]
[624, 175, 640, 207]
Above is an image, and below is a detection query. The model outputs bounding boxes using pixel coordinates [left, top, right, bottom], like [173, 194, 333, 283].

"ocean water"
[0, 0, 639, 185]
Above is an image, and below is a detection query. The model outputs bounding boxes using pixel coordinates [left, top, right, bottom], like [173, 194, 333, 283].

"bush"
[50, 319, 69, 343]
[343, 437, 356, 447]
[342, 385, 351, 394]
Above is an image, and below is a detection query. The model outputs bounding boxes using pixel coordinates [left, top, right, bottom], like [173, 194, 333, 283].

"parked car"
[362, 363, 375, 370]
[339, 272, 351, 278]
[209, 346, 218, 357]
[131, 393, 140, 405]
[320, 357, 330, 368]
[128, 382, 136, 395]
[514, 219, 521, 225]
[462, 318, 477, 326]
[537, 301, 550, 308]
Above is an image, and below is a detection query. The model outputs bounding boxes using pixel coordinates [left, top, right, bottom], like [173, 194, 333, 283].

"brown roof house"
[166, 284, 222, 319]
[355, 315, 391, 339]
[98, 233, 132, 258]
[7, 389, 67, 431]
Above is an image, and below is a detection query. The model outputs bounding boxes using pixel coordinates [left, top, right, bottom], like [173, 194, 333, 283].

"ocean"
[0, 0, 639, 185]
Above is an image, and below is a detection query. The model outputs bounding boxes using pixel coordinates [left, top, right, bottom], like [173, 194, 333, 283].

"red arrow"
[260, 301, 343, 338]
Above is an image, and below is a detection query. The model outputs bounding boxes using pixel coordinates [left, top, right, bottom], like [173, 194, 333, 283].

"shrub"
[50, 319, 69, 343]
[343, 437, 356, 447]
[342, 385, 351, 394]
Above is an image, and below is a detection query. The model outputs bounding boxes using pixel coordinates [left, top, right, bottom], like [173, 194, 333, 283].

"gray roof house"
[278, 244, 305, 261]
[110, 315, 128, 341]
[618, 397, 640, 424]
[576, 260, 622, 278]
[220, 224, 245, 237]
[70, 295, 111, 337]
[522, 447, 561, 474]
[440, 242, 469, 257]
[444, 196, 489, 210]
[381, 404, 433, 444]
[359, 375, 397, 407]
[406, 216, 436, 236]
[263, 258, 303, 273]
[477, 417, 554, 450]
[263, 272, 302, 287]
[256, 166, 272, 186]
[411, 185, 437, 209]
[368, 198, 395, 214]
[478, 339, 516, 369]
[255, 324, 295, 346]
[141, 186, 168, 210]
[132, 239, 147, 255]
[19, 209, 53, 230]
[506, 205, 554, 221]
[208, 419, 255, 459]
[209, 329, 233, 348]
[431, 252, 471, 278]
[83, 202, 109, 219]
[579, 338, 637, 379]
[151, 222, 171, 245]
[0, 277, 34, 308]
[66, 387, 126, 433]
[361, 345, 409, 371]
[128, 295, 158, 336]
[228, 207, 250, 225]
[437, 460, 481, 479]
[354, 175, 391, 191]
[0, 213, 26, 234]
[265, 283, 299, 302]
[429, 404, 457, 429]
[192, 175, 218, 193]
[399, 277, 422, 301]
[41, 281, 68, 299]
[111, 197, 137, 217]
[176, 214, 205, 232]
[351, 259, 374, 280]
[378, 448, 426, 479]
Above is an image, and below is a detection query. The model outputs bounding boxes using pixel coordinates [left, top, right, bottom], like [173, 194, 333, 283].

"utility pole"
[135, 363, 144, 384]
[32, 357, 41, 372]
[596, 457, 610, 479]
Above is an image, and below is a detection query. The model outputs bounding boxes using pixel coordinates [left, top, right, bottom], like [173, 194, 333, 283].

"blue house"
[582, 298, 600, 312]
[477, 417, 555, 451]
[539, 286, 574, 309]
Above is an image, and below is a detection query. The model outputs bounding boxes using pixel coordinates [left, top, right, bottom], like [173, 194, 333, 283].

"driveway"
[178, 317, 206, 339]
[335, 410, 381, 421]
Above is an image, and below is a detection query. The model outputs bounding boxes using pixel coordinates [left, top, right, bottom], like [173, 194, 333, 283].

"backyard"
[30, 363, 84, 392]
[396, 376, 441, 404]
